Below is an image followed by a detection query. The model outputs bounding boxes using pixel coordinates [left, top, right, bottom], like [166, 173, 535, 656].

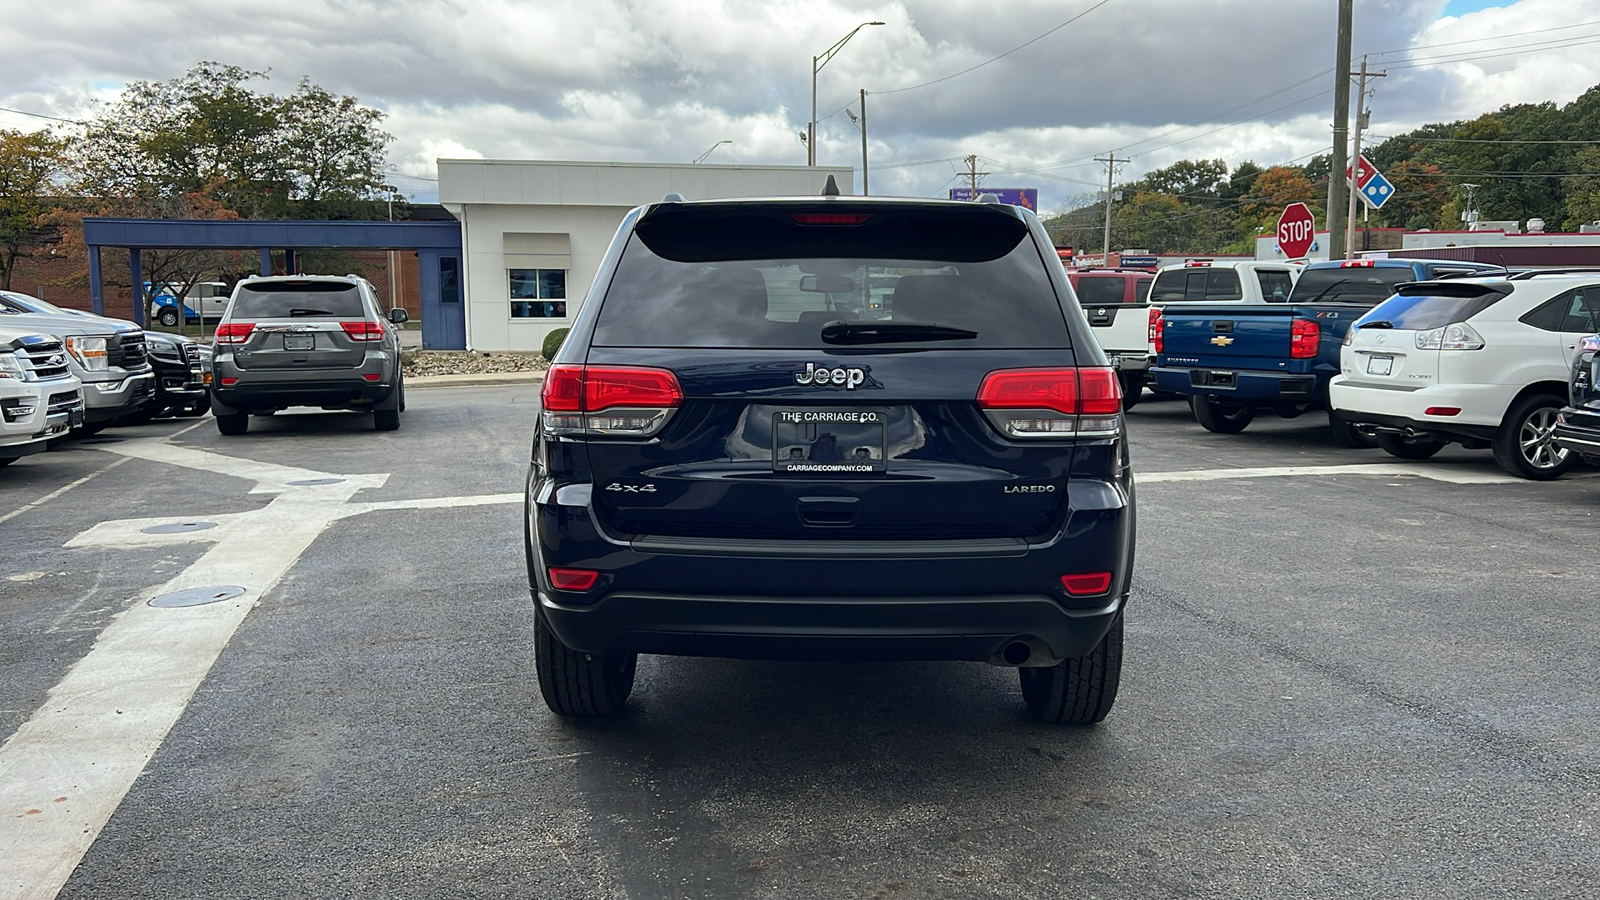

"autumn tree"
[0, 129, 67, 290]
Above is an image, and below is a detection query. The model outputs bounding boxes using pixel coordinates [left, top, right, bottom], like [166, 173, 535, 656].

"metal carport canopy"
[82, 217, 461, 251]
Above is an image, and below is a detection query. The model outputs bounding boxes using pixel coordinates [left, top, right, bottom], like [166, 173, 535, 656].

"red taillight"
[977, 368, 1123, 416]
[1149, 308, 1164, 354]
[1425, 406, 1462, 417]
[340, 320, 385, 341]
[220, 376, 237, 386]
[541, 364, 683, 437]
[584, 366, 683, 411]
[541, 364, 585, 412]
[215, 322, 254, 344]
[790, 213, 874, 225]
[1061, 572, 1113, 596]
[548, 567, 599, 592]
[1290, 318, 1320, 359]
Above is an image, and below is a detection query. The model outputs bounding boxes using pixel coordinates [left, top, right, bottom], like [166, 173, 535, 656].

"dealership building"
[438, 160, 854, 353]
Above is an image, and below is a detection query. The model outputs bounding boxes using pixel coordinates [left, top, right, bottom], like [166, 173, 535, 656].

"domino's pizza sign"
[1360, 170, 1395, 210]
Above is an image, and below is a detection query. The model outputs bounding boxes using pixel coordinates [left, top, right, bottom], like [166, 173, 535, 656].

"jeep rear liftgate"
[573, 202, 1087, 543]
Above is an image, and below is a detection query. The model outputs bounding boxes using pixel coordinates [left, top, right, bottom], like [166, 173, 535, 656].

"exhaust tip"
[1001, 641, 1032, 666]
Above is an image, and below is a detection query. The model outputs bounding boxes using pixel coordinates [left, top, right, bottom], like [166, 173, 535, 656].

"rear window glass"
[1149, 268, 1242, 302]
[1360, 291, 1505, 330]
[231, 282, 366, 319]
[1288, 266, 1414, 305]
[593, 229, 1069, 350]
[1074, 276, 1130, 305]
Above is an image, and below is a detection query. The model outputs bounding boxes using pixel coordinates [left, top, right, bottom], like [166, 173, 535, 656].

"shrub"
[542, 327, 570, 361]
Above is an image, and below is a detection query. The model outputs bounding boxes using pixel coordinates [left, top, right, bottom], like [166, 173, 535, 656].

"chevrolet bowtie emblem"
[1210, 335, 1234, 347]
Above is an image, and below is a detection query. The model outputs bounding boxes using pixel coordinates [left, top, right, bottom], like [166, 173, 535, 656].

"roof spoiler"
[1394, 281, 1514, 297]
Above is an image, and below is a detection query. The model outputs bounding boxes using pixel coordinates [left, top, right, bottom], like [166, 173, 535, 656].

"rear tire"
[1020, 612, 1123, 725]
[1375, 432, 1445, 459]
[158, 309, 180, 327]
[1118, 372, 1142, 411]
[0, 457, 16, 466]
[1327, 412, 1378, 448]
[535, 607, 637, 717]
[1493, 393, 1577, 480]
[1190, 395, 1254, 434]
[374, 406, 400, 431]
[216, 412, 248, 435]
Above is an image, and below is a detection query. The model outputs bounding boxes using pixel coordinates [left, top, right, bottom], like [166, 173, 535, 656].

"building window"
[509, 268, 567, 318]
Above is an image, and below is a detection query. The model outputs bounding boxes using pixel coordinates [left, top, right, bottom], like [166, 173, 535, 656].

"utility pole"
[1461, 182, 1481, 229]
[1096, 152, 1129, 264]
[964, 155, 988, 200]
[1328, 0, 1353, 260]
[1344, 56, 1384, 259]
[860, 89, 869, 195]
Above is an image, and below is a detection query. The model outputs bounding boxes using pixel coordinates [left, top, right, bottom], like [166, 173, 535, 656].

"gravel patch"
[403, 351, 550, 377]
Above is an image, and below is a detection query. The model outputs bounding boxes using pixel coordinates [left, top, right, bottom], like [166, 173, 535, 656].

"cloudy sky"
[3, 0, 1598, 212]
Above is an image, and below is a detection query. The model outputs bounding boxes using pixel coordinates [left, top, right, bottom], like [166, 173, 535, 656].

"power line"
[1368, 135, 1600, 145]
[0, 105, 85, 125]
[872, 0, 1115, 97]
[1368, 18, 1600, 57]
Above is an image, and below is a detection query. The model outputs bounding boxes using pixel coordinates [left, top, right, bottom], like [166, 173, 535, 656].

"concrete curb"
[406, 371, 546, 389]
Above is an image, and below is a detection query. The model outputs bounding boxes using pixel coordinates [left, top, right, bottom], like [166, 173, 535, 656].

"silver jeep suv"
[208, 274, 409, 435]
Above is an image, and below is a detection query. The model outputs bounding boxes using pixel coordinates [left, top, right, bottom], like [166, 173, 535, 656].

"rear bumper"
[1330, 377, 1513, 431]
[539, 590, 1124, 665]
[1150, 365, 1317, 403]
[210, 355, 397, 410]
[1555, 408, 1600, 460]
[529, 474, 1135, 665]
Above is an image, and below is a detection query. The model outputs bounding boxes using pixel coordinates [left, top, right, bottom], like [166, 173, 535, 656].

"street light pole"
[693, 140, 732, 164]
[809, 21, 884, 167]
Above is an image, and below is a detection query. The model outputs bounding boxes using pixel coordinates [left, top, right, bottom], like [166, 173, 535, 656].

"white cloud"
[1, 0, 1596, 206]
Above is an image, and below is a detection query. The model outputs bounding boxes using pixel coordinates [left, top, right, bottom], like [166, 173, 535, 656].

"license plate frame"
[1366, 354, 1394, 376]
[772, 409, 888, 473]
[69, 408, 84, 428]
[283, 334, 315, 351]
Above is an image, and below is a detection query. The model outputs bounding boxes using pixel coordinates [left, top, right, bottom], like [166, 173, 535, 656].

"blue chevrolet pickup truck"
[1150, 258, 1503, 444]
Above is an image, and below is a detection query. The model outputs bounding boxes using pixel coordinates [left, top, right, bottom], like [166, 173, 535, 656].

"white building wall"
[440, 160, 853, 352]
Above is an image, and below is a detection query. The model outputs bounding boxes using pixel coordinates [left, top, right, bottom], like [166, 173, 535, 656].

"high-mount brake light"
[1149, 308, 1165, 353]
[1184, 260, 1212, 267]
[976, 368, 1122, 439]
[547, 567, 599, 592]
[340, 320, 385, 341]
[789, 213, 874, 225]
[1290, 318, 1320, 359]
[1339, 260, 1376, 267]
[540, 364, 682, 437]
[1061, 572, 1113, 596]
[215, 322, 255, 344]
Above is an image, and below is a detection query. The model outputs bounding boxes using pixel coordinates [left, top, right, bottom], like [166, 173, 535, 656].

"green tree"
[0, 129, 66, 290]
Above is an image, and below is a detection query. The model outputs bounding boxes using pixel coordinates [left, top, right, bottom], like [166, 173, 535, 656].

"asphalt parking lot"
[3, 386, 1598, 899]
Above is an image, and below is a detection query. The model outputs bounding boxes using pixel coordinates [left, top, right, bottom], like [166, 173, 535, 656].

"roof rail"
[1507, 267, 1600, 280]
[661, 192, 686, 203]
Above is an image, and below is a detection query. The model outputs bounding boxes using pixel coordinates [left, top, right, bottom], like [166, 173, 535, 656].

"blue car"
[525, 186, 1136, 723]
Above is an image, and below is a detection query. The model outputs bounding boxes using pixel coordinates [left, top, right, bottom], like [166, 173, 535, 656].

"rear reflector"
[363, 373, 381, 382]
[1424, 406, 1462, 417]
[790, 213, 874, 225]
[1061, 572, 1113, 596]
[340, 320, 385, 341]
[548, 567, 599, 592]
[215, 323, 255, 344]
[220, 376, 237, 386]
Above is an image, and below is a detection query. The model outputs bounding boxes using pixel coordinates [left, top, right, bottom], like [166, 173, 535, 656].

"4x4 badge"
[605, 483, 656, 493]
[795, 362, 866, 389]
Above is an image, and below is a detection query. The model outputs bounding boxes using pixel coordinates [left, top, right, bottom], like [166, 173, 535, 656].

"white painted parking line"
[1136, 463, 1537, 485]
[0, 458, 131, 527]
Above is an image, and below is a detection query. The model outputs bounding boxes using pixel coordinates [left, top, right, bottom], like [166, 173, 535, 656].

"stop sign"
[1276, 203, 1316, 259]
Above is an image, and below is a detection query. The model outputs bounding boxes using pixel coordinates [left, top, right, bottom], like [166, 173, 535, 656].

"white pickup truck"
[1068, 269, 1156, 408]
[0, 327, 84, 466]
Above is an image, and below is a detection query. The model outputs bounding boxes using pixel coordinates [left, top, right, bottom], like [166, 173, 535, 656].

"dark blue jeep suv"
[525, 189, 1136, 724]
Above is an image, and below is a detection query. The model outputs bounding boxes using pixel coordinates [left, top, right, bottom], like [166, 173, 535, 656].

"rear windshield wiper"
[288, 308, 336, 317]
[820, 320, 978, 344]
[1301, 279, 1349, 304]
[1358, 319, 1395, 329]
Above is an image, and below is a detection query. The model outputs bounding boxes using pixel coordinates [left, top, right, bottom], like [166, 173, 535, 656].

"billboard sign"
[948, 187, 1039, 211]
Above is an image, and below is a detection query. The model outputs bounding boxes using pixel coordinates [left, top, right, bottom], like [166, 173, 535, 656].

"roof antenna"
[822, 174, 841, 197]
[1498, 253, 1510, 277]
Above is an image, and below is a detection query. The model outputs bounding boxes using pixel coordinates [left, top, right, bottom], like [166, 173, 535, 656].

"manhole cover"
[149, 585, 246, 608]
[142, 521, 218, 534]
[287, 478, 345, 486]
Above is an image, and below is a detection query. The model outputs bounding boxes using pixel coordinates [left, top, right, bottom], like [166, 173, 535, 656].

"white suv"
[1330, 271, 1600, 479]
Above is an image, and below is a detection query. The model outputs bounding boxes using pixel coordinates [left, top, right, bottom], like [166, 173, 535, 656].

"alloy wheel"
[1518, 407, 1568, 470]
